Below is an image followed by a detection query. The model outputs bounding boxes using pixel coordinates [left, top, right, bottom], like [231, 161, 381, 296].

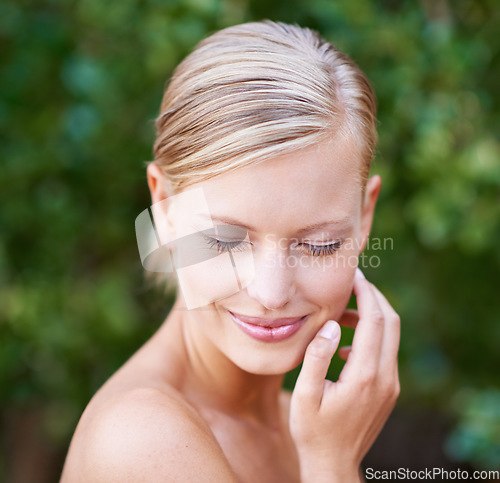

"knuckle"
[380, 381, 395, 401]
[391, 314, 401, 326]
[394, 380, 401, 399]
[371, 310, 384, 325]
[358, 369, 377, 387]
[307, 337, 333, 359]
[381, 378, 400, 403]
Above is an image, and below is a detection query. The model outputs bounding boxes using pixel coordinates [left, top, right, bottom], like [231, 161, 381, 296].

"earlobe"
[359, 175, 382, 254]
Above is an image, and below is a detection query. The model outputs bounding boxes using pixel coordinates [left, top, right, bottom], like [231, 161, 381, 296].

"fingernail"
[318, 320, 340, 340]
[355, 267, 366, 279]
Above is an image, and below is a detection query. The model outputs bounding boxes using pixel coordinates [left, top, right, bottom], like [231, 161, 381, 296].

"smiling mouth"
[228, 311, 308, 342]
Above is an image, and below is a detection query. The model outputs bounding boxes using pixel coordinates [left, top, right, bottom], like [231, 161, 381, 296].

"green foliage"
[445, 387, 500, 469]
[1, 0, 499, 472]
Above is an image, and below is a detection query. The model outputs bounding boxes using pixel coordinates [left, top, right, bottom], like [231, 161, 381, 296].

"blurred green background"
[1, 0, 499, 481]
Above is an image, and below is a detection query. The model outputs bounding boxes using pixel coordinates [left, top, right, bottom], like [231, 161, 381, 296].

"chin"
[229, 345, 306, 376]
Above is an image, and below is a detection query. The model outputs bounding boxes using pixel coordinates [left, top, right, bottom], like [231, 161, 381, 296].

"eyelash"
[298, 241, 344, 256]
[203, 235, 343, 257]
[203, 235, 251, 254]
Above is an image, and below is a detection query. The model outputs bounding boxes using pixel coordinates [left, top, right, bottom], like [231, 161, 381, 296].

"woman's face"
[150, 134, 381, 375]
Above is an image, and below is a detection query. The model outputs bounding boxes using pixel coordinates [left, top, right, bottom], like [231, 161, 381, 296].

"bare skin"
[61, 139, 400, 482]
[61, 304, 299, 482]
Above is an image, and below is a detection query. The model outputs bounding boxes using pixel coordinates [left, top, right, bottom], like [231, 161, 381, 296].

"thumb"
[293, 320, 341, 410]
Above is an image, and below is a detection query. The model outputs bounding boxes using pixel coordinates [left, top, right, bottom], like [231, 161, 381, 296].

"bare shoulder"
[61, 386, 237, 482]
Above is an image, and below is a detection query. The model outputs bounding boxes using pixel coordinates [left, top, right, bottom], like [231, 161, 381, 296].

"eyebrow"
[195, 214, 353, 235]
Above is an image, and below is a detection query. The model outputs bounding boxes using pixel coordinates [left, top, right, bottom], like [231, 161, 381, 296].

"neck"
[161, 298, 286, 428]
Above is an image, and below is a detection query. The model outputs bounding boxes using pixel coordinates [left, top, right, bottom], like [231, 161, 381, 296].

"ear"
[358, 174, 382, 254]
[147, 162, 169, 204]
[146, 162, 176, 244]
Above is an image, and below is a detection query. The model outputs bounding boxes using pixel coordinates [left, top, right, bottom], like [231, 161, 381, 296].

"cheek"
[175, 245, 254, 310]
[176, 255, 240, 309]
[298, 255, 356, 318]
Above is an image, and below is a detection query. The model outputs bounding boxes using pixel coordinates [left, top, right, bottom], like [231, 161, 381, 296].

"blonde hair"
[152, 20, 377, 193]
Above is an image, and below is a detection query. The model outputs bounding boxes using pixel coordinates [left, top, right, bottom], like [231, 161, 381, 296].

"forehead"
[180, 136, 364, 234]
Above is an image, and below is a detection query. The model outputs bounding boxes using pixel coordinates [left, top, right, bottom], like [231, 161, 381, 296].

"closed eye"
[203, 235, 251, 254]
[298, 240, 343, 256]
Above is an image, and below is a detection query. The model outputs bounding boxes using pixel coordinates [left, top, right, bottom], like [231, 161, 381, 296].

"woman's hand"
[289, 268, 400, 482]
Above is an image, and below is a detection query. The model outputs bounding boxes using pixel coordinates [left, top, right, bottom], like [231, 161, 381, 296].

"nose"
[245, 245, 296, 311]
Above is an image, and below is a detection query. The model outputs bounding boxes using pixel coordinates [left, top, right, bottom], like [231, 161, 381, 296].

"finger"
[339, 269, 385, 381]
[293, 320, 341, 411]
[370, 283, 399, 321]
[338, 346, 352, 361]
[371, 286, 400, 373]
[338, 309, 359, 329]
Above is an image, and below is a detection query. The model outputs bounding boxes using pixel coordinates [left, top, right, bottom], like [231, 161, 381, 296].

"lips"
[228, 310, 308, 342]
